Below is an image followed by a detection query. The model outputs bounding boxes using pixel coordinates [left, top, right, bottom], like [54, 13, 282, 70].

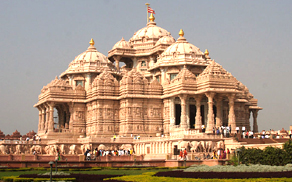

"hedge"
[107, 172, 292, 182]
[238, 140, 292, 165]
[1, 176, 76, 182]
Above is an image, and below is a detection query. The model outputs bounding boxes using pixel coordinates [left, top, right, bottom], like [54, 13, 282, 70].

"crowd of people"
[84, 148, 134, 161]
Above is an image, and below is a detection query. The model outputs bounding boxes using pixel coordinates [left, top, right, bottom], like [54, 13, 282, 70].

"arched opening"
[201, 105, 205, 126]
[189, 105, 196, 128]
[175, 104, 181, 125]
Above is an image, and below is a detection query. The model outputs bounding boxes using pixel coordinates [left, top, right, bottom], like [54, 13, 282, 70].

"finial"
[149, 13, 155, 22]
[204, 49, 209, 56]
[89, 38, 95, 46]
[179, 29, 184, 37]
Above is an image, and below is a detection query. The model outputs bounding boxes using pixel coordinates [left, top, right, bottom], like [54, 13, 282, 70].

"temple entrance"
[189, 105, 196, 128]
[201, 105, 205, 126]
[175, 104, 181, 125]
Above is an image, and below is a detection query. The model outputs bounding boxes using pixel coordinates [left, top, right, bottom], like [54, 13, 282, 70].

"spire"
[89, 38, 95, 46]
[204, 49, 209, 56]
[149, 13, 155, 22]
[179, 29, 184, 37]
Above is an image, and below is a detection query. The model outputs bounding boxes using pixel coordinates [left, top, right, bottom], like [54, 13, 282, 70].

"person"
[179, 150, 183, 160]
[55, 148, 60, 161]
[93, 148, 97, 160]
[84, 149, 90, 160]
[213, 150, 217, 159]
[223, 149, 226, 159]
[87, 151, 91, 161]
[229, 125, 232, 133]
[183, 148, 187, 160]
[113, 135, 116, 141]
[217, 149, 221, 159]
[236, 127, 239, 134]
[227, 148, 230, 160]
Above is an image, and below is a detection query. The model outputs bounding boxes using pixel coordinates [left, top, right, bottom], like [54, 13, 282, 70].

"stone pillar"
[68, 75, 74, 86]
[41, 108, 45, 131]
[160, 68, 167, 85]
[156, 142, 158, 154]
[45, 106, 49, 132]
[252, 110, 259, 133]
[248, 109, 251, 131]
[48, 103, 55, 132]
[113, 56, 121, 72]
[38, 108, 42, 132]
[164, 142, 167, 154]
[179, 95, 188, 130]
[228, 94, 236, 133]
[205, 93, 215, 133]
[186, 98, 190, 129]
[215, 96, 223, 129]
[169, 141, 172, 154]
[194, 95, 202, 130]
[170, 98, 175, 127]
[85, 73, 92, 90]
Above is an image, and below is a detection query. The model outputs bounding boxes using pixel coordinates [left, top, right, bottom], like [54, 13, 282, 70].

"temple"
[33, 13, 262, 158]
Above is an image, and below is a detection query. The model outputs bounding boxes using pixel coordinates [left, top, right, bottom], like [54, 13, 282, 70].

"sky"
[0, 0, 291, 135]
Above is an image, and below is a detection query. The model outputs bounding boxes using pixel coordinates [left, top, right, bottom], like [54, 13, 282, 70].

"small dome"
[149, 30, 210, 71]
[112, 37, 131, 49]
[155, 35, 176, 46]
[60, 39, 116, 77]
[162, 36, 203, 58]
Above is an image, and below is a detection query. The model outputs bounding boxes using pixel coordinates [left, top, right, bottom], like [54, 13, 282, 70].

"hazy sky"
[1, 0, 291, 135]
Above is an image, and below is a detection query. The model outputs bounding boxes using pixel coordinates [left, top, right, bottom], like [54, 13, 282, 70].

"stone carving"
[30, 145, 42, 154]
[69, 145, 76, 155]
[14, 145, 22, 154]
[0, 145, 7, 154]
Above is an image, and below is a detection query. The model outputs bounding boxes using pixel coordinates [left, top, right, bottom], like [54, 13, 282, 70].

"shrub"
[238, 140, 292, 166]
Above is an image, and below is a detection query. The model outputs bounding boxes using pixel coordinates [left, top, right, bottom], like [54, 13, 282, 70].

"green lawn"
[0, 170, 45, 178]
[0, 169, 172, 178]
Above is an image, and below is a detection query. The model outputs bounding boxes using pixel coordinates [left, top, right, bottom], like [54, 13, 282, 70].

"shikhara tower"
[34, 13, 262, 141]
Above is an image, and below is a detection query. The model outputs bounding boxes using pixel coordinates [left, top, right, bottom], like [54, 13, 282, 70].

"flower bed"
[155, 171, 292, 179]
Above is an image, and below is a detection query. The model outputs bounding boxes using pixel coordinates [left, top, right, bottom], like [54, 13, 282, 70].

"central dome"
[129, 14, 173, 49]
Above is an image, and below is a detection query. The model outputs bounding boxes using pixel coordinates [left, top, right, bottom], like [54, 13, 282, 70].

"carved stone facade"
[34, 14, 262, 156]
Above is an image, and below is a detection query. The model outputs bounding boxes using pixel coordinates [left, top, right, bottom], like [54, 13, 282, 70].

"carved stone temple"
[32, 13, 262, 158]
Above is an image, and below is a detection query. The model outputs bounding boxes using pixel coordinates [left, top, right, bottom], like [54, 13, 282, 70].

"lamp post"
[48, 161, 54, 182]
[55, 159, 58, 173]
[235, 148, 242, 165]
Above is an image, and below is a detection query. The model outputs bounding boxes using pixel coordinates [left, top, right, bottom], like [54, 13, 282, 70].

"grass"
[0, 170, 45, 178]
[0, 169, 172, 178]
